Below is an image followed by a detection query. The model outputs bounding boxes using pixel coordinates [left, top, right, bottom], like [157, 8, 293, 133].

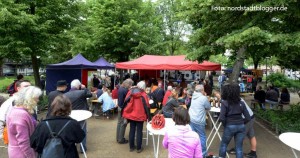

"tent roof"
[116, 55, 221, 71]
[47, 54, 98, 69]
[93, 57, 115, 69]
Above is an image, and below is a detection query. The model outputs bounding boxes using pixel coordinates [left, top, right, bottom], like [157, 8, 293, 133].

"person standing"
[7, 86, 42, 158]
[7, 74, 24, 96]
[218, 73, 226, 91]
[163, 106, 202, 158]
[162, 90, 179, 118]
[227, 98, 258, 158]
[92, 74, 100, 88]
[122, 81, 149, 153]
[30, 95, 85, 158]
[208, 73, 214, 89]
[219, 83, 251, 158]
[65, 79, 92, 153]
[46, 80, 68, 118]
[0, 80, 31, 136]
[116, 78, 134, 144]
[189, 85, 211, 157]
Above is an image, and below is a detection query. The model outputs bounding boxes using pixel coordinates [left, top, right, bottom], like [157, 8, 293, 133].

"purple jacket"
[163, 125, 202, 158]
[7, 107, 37, 158]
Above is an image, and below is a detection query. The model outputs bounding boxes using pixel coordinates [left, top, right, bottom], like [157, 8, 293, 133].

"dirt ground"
[0, 87, 300, 158]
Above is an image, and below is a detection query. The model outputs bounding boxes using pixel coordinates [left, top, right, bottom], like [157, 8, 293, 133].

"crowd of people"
[0, 72, 279, 158]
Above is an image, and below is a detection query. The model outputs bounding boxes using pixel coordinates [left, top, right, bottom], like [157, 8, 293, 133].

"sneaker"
[137, 147, 144, 153]
[93, 114, 99, 117]
[228, 148, 236, 154]
[245, 151, 257, 158]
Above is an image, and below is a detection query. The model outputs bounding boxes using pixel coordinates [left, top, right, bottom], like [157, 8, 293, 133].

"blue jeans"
[190, 122, 207, 157]
[219, 124, 245, 158]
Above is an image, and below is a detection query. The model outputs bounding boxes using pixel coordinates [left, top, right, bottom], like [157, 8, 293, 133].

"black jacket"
[152, 87, 165, 102]
[219, 100, 251, 126]
[118, 86, 129, 109]
[65, 89, 92, 110]
[254, 90, 266, 103]
[30, 116, 85, 158]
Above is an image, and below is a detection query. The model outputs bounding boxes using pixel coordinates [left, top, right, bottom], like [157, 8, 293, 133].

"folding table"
[69, 110, 92, 158]
[279, 132, 300, 158]
[146, 118, 175, 158]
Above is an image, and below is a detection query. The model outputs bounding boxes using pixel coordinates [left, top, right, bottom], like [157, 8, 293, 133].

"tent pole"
[139, 70, 140, 81]
[164, 70, 166, 91]
[114, 68, 116, 88]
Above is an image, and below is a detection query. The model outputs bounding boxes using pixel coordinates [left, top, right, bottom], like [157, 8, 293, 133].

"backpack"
[41, 120, 71, 158]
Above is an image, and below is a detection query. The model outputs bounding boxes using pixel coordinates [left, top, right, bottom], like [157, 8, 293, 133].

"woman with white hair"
[122, 81, 150, 153]
[7, 86, 42, 158]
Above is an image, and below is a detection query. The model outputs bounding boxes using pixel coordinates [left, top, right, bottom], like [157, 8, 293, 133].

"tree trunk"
[229, 47, 246, 83]
[31, 54, 41, 87]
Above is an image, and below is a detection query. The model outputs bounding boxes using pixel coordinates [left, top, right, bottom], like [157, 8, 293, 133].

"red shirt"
[163, 90, 172, 106]
[112, 88, 118, 99]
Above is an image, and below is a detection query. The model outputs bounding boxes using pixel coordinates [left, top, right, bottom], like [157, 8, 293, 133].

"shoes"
[130, 146, 136, 152]
[245, 151, 257, 158]
[137, 147, 144, 153]
[93, 114, 99, 117]
[118, 139, 129, 144]
[228, 148, 236, 154]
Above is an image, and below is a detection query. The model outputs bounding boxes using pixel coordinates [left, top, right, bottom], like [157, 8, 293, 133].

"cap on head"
[57, 80, 68, 87]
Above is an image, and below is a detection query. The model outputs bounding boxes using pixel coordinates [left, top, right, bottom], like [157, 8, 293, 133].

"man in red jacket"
[122, 81, 150, 153]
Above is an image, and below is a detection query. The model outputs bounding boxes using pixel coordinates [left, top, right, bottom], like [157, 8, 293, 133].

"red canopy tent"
[116, 55, 221, 71]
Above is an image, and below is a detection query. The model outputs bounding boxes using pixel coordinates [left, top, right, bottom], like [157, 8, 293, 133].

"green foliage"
[0, 76, 35, 92]
[256, 104, 300, 133]
[70, 0, 166, 62]
[37, 95, 48, 112]
[184, 0, 300, 71]
[267, 72, 300, 89]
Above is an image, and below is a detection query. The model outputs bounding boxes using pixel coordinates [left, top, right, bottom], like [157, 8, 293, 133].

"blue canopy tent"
[223, 67, 251, 73]
[46, 54, 98, 94]
[93, 57, 115, 69]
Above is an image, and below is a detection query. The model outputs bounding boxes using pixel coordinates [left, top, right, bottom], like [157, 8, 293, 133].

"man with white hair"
[189, 84, 211, 157]
[65, 79, 93, 153]
[0, 80, 31, 138]
[122, 81, 150, 153]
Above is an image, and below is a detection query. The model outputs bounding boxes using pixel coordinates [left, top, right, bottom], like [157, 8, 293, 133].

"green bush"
[255, 103, 300, 133]
[267, 73, 291, 88]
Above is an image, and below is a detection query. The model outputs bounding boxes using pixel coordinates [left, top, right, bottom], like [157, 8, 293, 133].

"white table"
[69, 110, 92, 158]
[206, 107, 230, 158]
[147, 118, 175, 158]
[279, 132, 300, 158]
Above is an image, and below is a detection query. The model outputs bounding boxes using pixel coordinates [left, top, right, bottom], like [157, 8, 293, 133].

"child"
[163, 106, 202, 158]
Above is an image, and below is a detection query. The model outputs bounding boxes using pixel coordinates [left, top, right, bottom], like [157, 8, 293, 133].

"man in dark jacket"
[152, 82, 165, 108]
[116, 78, 133, 144]
[65, 79, 93, 153]
[253, 86, 266, 110]
[46, 80, 68, 118]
